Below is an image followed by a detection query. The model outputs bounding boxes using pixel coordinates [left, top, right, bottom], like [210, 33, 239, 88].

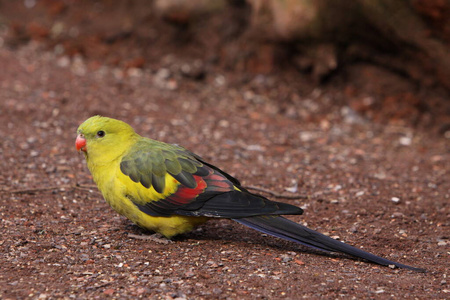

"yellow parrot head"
[76, 116, 138, 164]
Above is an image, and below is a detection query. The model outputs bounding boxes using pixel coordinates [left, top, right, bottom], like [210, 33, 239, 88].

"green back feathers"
[119, 140, 207, 193]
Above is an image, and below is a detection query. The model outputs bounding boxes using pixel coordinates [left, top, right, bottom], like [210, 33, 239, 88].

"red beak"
[76, 134, 87, 152]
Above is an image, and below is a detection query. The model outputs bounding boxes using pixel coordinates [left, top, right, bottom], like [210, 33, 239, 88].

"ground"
[0, 2, 449, 299]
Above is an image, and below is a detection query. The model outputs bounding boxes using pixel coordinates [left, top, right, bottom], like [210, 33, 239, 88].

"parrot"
[76, 116, 424, 272]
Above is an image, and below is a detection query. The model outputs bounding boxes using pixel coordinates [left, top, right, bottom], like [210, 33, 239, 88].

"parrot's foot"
[127, 233, 172, 244]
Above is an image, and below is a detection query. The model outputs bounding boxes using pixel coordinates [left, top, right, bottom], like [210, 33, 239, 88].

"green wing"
[119, 139, 208, 193]
[119, 138, 303, 219]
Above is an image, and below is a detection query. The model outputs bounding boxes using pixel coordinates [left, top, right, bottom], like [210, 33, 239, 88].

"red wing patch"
[167, 169, 234, 205]
[167, 175, 207, 205]
[203, 173, 233, 192]
[133, 168, 237, 217]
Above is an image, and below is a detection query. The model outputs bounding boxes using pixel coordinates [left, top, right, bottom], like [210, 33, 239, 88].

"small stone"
[280, 254, 292, 263]
[152, 276, 165, 283]
[285, 181, 298, 193]
[155, 68, 170, 80]
[299, 132, 316, 142]
[391, 197, 401, 204]
[103, 289, 115, 295]
[399, 136, 412, 146]
[56, 56, 70, 68]
[185, 270, 195, 278]
[391, 212, 404, 218]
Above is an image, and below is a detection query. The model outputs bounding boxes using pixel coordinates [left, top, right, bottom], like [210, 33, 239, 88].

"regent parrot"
[76, 116, 423, 271]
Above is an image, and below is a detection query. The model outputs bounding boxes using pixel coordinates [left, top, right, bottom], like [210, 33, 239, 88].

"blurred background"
[1, 0, 449, 129]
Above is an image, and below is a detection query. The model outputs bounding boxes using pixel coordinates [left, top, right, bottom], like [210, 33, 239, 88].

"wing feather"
[120, 139, 302, 219]
[164, 158, 182, 175]
[151, 173, 165, 193]
[177, 157, 197, 173]
[171, 170, 197, 189]
[120, 140, 206, 191]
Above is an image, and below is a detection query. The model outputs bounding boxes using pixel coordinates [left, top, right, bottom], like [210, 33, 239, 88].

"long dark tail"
[233, 215, 425, 272]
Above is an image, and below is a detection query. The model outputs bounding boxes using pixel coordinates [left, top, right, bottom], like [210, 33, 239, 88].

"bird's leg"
[127, 232, 172, 244]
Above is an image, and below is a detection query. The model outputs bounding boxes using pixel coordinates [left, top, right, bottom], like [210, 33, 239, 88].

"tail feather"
[234, 215, 425, 272]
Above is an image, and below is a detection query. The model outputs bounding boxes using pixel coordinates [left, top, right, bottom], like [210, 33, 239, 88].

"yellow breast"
[90, 160, 208, 238]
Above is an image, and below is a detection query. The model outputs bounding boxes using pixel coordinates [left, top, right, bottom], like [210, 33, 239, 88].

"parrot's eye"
[96, 130, 105, 138]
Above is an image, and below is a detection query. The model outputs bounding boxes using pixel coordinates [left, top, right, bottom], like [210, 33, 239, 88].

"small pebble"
[391, 197, 401, 204]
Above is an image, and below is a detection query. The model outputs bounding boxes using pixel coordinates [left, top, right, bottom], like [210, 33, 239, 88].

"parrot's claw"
[127, 232, 172, 244]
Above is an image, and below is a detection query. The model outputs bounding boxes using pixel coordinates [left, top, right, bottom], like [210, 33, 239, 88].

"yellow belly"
[95, 165, 208, 238]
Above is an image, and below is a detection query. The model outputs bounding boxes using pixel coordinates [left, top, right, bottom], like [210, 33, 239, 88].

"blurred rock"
[249, 0, 319, 40]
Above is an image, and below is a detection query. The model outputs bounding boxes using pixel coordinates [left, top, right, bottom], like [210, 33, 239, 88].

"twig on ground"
[245, 185, 309, 200]
[1, 184, 99, 195]
[2, 183, 308, 200]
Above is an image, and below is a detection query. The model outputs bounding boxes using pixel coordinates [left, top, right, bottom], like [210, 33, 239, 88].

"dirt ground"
[0, 1, 449, 299]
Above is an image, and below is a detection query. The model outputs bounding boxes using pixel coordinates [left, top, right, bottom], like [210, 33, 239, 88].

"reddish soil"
[0, 1, 449, 299]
